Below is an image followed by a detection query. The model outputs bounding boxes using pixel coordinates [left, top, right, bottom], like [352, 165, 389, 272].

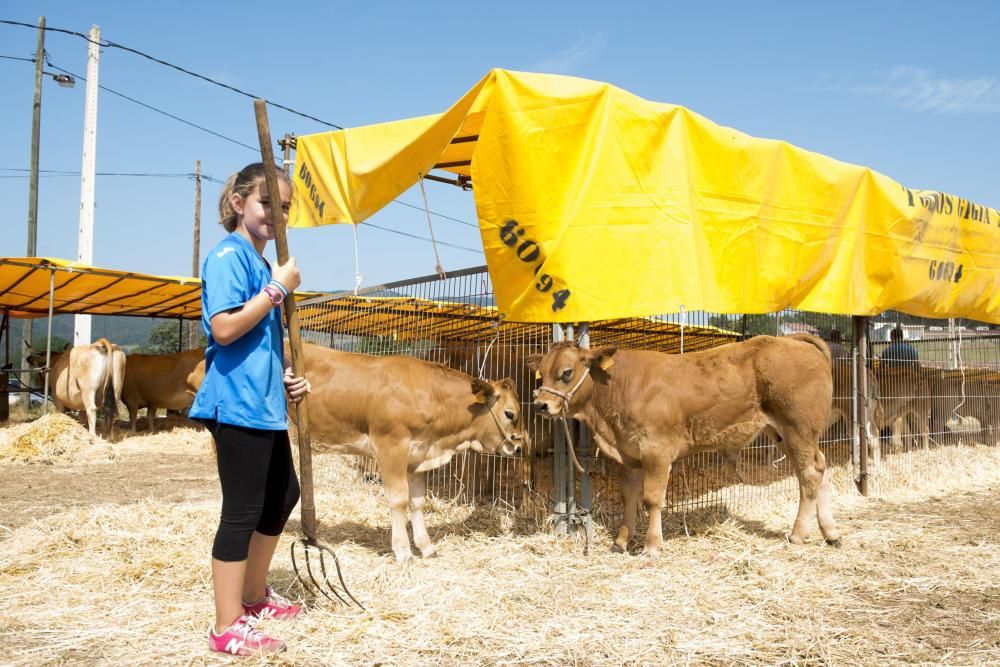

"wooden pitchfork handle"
[253, 101, 362, 610]
[253, 99, 318, 543]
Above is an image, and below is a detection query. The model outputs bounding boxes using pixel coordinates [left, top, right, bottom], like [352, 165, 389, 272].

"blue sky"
[2, 1, 998, 292]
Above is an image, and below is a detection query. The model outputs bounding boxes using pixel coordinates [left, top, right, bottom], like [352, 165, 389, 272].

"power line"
[2, 52, 261, 151]
[390, 199, 478, 228]
[0, 54, 34, 63]
[0, 19, 342, 129]
[0, 167, 222, 180]
[2, 25, 481, 237]
[0, 166, 480, 252]
[47, 62, 261, 152]
[359, 221, 484, 255]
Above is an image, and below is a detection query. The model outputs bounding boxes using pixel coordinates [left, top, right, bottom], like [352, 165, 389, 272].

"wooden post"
[20, 16, 45, 414]
[189, 160, 201, 349]
[253, 100, 317, 540]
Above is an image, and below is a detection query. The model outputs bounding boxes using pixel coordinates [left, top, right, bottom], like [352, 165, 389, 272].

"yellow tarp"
[290, 69, 1000, 324]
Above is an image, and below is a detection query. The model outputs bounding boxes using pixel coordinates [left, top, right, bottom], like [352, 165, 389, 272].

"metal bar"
[300, 265, 489, 307]
[551, 324, 567, 534]
[43, 269, 55, 412]
[853, 315, 869, 496]
[422, 173, 465, 187]
[432, 160, 471, 169]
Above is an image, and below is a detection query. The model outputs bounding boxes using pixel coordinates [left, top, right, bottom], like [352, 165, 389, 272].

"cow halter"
[535, 366, 592, 474]
[485, 401, 524, 450]
[536, 366, 591, 407]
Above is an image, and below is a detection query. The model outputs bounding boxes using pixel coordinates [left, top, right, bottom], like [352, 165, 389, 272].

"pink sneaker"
[243, 586, 303, 620]
[208, 614, 285, 656]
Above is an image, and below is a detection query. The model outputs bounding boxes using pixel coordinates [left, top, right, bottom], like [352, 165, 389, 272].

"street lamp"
[50, 72, 75, 88]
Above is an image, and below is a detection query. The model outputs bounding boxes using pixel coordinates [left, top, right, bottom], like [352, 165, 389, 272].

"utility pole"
[74, 24, 100, 347]
[18, 17, 45, 413]
[189, 160, 202, 350]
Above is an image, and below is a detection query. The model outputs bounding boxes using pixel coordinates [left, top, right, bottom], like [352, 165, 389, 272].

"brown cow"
[873, 366, 931, 452]
[434, 339, 554, 497]
[299, 343, 525, 562]
[927, 370, 999, 445]
[26, 338, 124, 437]
[827, 361, 884, 462]
[121, 348, 205, 432]
[529, 334, 840, 556]
[100, 343, 127, 433]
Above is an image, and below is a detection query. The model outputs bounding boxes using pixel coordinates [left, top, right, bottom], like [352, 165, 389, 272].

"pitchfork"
[254, 100, 363, 609]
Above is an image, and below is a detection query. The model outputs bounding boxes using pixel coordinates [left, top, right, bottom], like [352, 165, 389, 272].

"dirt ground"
[1, 417, 999, 666]
[0, 453, 216, 532]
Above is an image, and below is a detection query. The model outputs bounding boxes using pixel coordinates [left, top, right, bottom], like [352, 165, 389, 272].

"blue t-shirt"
[879, 341, 919, 367]
[189, 233, 288, 430]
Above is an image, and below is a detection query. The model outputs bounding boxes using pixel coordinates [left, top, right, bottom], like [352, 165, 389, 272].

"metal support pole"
[852, 316, 870, 496]
[551, 323, 567, 535]
[1, 310, 9, 422]
[43, 270, 55, 412]
[575, 322, 594, 545]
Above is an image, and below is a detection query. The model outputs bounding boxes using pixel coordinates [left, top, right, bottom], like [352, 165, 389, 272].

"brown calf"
[529, 334, 839, 556]
[873, 366, 931, 451]
[298, 343, 525, 562]
[121, 348, 205, 432]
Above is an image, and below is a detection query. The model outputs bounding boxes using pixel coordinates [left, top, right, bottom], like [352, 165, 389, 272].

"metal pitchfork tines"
[255, 99, 363, 609]
[291, 536, 364, 608]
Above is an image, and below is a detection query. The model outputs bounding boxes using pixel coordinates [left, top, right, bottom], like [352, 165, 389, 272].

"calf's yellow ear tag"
[599, 357, 615, 370]
[534, 370, 541, 380]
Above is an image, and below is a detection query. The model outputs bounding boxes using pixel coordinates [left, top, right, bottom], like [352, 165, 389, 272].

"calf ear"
[525, 353, 543, 372]
[471, 378, 495, 404]
[500, 377, 517, 394]
[587, 346, 617, 371]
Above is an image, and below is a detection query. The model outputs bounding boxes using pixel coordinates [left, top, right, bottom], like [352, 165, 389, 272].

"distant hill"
[7, 314, 182, 365]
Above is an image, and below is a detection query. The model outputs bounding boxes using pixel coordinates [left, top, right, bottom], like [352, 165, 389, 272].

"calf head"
[527, 343, 617, 418]
[470, 377, 525, 456]
[23, 340, 69, 388]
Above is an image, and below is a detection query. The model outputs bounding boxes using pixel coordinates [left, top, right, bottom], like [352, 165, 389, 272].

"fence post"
[551, 323, 568, 535]
[852, 315, 870, 495]
[575, 322, 595, 545]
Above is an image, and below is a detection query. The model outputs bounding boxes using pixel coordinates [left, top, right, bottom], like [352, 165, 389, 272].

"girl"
[190, 162, 310, 656]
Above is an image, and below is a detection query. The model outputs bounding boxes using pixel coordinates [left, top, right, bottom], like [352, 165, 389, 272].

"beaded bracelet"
[268, 279, 289, 297]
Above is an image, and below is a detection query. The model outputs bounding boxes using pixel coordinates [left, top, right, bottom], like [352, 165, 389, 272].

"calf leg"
[640, 457, 672, 557]
[147, 406, 156, 433]
[891, 416, 906, 452]
[866, 419, 881, 468]
[613, 465, 642, 553]
[375, 447, 413, 562]
[781, 427, 840, 547]
[407, 471, 437, 558]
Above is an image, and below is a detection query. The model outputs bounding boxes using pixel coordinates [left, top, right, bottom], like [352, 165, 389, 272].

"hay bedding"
[0, 421, 998, 666]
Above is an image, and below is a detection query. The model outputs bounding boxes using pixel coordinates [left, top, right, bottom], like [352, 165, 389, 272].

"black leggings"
[208, 421, 301, 562]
